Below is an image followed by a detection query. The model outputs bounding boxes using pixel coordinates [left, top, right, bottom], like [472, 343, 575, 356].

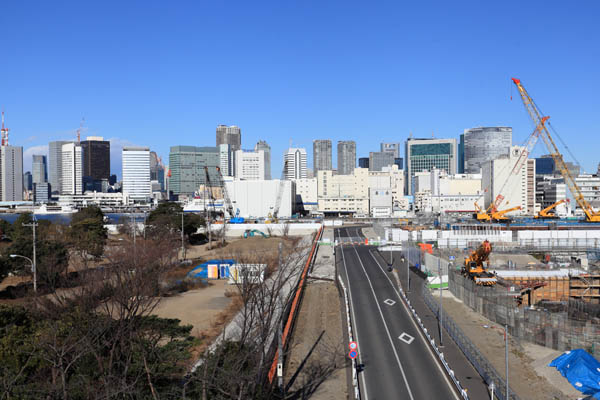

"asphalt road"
[336, 226, 460, 400]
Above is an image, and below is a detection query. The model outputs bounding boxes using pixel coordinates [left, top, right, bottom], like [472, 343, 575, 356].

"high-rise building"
[32, 155, 47, 184]
[405, 138, 457, 195]
[122, 147, 151, 202]
[23, 172, 32, 191]
[254, 140, 271, 180]
[284, 148, 307, 179]
[61, 142, 83, 195]
[218, 144, 233, 177]
[337, 141, 356, 175]
[369, 151, 395, 172]
[380, 142, 402, 159]
[150, 151, 166, 191]
[460, 127, 512, 174]
[313, 140, 332, 173]
[358, 157, 369, 169]
[216, 125, 241, 152]
[33, 182, 50, 203]
[535, 155, 580, 177]
[81, 136, 110, 182]
[49, 141, 70, 194]
[0, 146, 23, 201]
[235, 149, 266, 180]
[169, 146, 219, 195]
[482, 146, 536, 215]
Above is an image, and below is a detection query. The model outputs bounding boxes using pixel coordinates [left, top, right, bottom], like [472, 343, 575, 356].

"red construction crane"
[76, 118, 85, 143]
[1, 111, 9, 146]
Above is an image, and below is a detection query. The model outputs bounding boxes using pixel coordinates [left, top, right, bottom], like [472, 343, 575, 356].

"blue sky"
[3, 1, 600, 178]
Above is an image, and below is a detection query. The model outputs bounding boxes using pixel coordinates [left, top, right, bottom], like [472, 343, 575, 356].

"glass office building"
[405, 138, 457, 195]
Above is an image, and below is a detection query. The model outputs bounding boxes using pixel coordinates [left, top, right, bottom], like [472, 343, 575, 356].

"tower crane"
[512, 78, 600, 222]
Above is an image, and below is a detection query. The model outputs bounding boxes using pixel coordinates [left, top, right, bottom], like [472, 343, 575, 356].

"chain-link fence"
[422, 286, 520, 400]
[449, 270, 600, 358]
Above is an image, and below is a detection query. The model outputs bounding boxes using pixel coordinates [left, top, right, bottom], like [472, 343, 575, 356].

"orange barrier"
[267, 225, 324, 384]
[418, 242, 433, 254]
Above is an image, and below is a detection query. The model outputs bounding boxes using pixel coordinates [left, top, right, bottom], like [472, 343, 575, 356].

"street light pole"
[22, 219, 38, 293]
[10, 254, 34, 292]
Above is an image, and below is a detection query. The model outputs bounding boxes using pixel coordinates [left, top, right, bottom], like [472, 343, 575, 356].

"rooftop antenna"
[1, 110, 9, 146]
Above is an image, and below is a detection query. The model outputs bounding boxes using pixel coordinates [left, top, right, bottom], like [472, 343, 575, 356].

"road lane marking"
[351, 246, 416, 400]
[383, 299, 396, 306]
[339, 231, 370, 400]
[399, 333, 415, 344]
[367, 250, 461, 400]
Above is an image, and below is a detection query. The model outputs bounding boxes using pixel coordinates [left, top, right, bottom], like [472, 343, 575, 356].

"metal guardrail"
[421, 286, 521, 400]
[391, 271, 469, 400]
[339, 276, 360, 400]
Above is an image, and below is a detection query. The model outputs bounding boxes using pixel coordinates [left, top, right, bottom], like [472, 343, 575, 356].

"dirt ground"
[185, 236, 301, 261]
[152, 280, 234, 337]
[436, 290, 578, 399]
[285, 282, 347, 399]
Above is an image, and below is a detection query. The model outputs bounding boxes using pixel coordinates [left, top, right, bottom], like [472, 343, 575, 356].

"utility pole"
[438, 256, 443, 347]
[22, 219, 38, 293]
[180, 212, 186, 259]
[277, 242, 284, 392]
[506, 283, 510, 399]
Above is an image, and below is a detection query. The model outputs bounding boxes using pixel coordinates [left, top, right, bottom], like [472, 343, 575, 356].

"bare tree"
[185, 236, 343, 399]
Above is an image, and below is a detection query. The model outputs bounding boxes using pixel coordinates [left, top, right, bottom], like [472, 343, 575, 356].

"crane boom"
[512, 78, 600, 222]
[215, 167, 234, 218]
[272, 161, 288, 220]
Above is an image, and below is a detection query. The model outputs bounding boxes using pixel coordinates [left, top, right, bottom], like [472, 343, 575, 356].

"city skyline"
[3, 2, 599, 179]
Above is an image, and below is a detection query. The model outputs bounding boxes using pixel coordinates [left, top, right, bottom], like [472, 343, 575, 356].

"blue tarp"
[549, 349, 600, 399]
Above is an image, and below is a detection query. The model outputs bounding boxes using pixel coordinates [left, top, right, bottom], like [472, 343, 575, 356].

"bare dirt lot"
[436, 291, 579, 399]
[185, 236, 300, 262]
[152, 280, 234, 337]
[285, 282, 347, 400]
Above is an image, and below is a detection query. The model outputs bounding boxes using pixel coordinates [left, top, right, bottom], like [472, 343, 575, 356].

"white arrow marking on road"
[399, 332, 415, 344]
[383, 299, 396, 306]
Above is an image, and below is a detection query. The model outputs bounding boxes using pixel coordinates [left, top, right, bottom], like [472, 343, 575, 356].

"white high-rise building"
[219, 144, 233, 177]
[234, 149, 266, 180]
[482, 146, 536, 216]
[0, 146, 23, 201]
[284, 148, 307, 180]
[61, 143, 83, 195]
[122, 147, 151, 202]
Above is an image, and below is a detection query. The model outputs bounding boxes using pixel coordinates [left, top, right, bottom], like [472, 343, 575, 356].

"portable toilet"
[218, 259, 235, 279]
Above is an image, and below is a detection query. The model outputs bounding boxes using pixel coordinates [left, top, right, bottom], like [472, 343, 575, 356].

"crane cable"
[530, 97, 583, 172]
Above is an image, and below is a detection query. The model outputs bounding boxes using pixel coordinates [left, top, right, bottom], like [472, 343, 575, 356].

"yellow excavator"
[535, 199, 568, 219]
[462, 240, 497, 285]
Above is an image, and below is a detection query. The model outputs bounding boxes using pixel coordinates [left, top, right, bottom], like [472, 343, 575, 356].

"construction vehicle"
[462, 240, 497, 285]
[243, 229, 268, 238]
[490, 206, 521, 222]
[535, 199, 568, 219]
[512, 78, 600, 222]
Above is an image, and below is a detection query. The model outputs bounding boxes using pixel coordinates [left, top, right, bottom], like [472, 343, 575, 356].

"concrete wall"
[220, 223, 321, 238]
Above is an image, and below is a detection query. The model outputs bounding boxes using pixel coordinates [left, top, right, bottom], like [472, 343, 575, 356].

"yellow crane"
[535, 199, 568, 219]
[490, 206, 521, 222]
[512, 78, 600, 222]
